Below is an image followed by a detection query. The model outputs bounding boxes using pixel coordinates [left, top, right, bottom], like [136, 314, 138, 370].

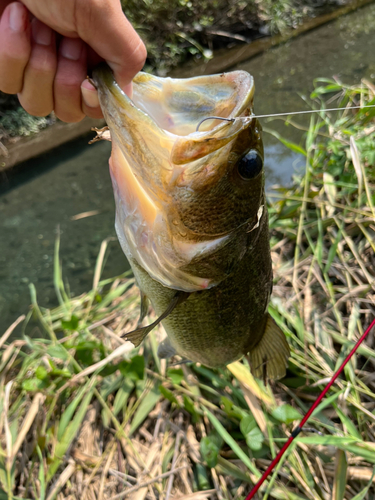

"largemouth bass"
[93, 64, 290, 379]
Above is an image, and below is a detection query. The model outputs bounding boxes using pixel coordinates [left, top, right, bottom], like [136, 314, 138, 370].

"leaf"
[271, 404, 302, 424]
[57, 380, 92, 440]
[310, 84, 342, 98]
[35, 366, 49, 380]
[195, 463, 211, 490]
[48, 381, 95, 481]
[204, 408, 260, 477]
[227, 361, 273, 404]
[159, 385, 179, 405]
[216, 456, 252, 483]
[22, 378, 48, 392]
[114, 380, 134, 413]
[350, 136, 363, 199]
[95, 282, 132, 309]
[263, 128, 307, 156]
[240, 414, 256, 436]
[324, 226, 342, 273]
[183, 395, 200, 423]
[332, 449, 347, 500]
[323, 172, 337, 209]
[220, 396, 233, 416]
[129, 382, 161, 435]
[127, 355, 145, 380]
[246, 427, 264, 451]
[350, 469, 375, 500]
[61, 315, 79, 331]
[167, 368, 184, 385]
[46, 344, 69, 361]
[334, 405, 362, 440]
[200, 434, 222, 468]
[36, 446, 46, 500]
[297, 436, 375, 462]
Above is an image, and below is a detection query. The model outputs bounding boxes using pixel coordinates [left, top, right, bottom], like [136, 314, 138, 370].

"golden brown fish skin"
[130, 203, 271, 368]
[173, 119, 265, 284]
[93, 64, 290, 377]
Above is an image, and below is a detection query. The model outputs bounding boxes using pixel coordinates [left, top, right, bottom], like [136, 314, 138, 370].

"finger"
[0, 2, 31, 94]
[81, 79, 104, 120]
[75, 0, 146, 93]
[18, 18, 57, 116]
[54, 37, 87, 122]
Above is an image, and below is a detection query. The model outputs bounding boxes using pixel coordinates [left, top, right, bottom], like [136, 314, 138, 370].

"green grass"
[123, 0, 303, 74]
[0, 80, 374, 500]
[0, 0, 324, 141]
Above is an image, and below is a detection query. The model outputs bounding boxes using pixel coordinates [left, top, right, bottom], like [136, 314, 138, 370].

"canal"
[1, 2, 374, 333]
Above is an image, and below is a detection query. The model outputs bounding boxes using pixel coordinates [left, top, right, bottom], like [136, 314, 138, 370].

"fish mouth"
[93, 64, 256, 292]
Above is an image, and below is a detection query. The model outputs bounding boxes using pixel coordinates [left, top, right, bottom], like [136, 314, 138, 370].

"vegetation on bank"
[0, 80, 374, 499]
[0, 0, 353, 143]
[123, 0, 306, 75]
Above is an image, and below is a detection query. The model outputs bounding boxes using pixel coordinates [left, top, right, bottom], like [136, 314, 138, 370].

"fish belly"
[126, 221, 272, 368]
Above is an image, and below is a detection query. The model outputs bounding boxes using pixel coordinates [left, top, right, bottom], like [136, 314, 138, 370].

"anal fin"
[247, 314, 290, 380]
[157, 337, 177, 359]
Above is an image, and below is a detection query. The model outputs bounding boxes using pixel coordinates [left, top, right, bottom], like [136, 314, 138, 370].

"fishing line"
[195, 105, 375, 131]
[244, 317, 375, 500]
[252, 104, 375, 119]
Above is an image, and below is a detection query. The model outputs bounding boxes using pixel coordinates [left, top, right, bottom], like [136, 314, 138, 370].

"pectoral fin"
[122, 291, 190, 347]
[137, 291, 149, 327]
[247, 315, 290, 380]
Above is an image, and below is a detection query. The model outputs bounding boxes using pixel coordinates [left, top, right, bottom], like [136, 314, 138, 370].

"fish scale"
[130, 211, 271, 367]
[93, 63, 290, 379]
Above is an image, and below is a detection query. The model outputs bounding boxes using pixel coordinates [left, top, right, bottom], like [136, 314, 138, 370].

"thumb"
[76, 0, 146, 91]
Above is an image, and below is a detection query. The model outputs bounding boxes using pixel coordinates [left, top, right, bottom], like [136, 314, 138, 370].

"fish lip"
[93, 64, 259, 292]
[93, 63, 257, 209]
[93, 63, 255, 140]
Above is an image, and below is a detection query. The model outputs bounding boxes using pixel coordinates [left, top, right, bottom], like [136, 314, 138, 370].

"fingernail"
[9, 3, 26, 32]
[61, 38, 82, 61]
[81, 84, 99, 108]
[32, 21, 52, 46]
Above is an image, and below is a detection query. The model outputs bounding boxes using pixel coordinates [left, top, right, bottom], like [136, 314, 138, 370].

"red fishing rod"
[245, 317, 375, 500]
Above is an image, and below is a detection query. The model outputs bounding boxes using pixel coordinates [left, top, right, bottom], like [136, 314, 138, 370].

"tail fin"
[248, 314, 290, 380]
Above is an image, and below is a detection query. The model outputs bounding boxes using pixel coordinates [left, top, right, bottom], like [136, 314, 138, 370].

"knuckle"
[54, 75, 81, 92]
[134, 41, 147, 71]
[28, 57, 56, 76]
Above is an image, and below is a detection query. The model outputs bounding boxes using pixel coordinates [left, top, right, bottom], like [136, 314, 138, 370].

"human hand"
[0, 0, 146, 122]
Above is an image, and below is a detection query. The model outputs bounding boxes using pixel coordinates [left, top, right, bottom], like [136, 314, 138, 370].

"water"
[1, 4, 375, 333]
[0, 136, 128, 332]
[233, 3, 375, 185]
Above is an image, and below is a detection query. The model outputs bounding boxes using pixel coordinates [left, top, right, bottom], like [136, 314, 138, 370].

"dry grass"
[0, 79, 375, 500]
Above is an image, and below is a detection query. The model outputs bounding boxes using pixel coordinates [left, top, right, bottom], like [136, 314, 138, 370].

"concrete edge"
[0, 0, 372, 171]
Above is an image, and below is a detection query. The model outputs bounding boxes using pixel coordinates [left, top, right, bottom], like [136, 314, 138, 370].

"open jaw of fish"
[93, 64, 290, 379]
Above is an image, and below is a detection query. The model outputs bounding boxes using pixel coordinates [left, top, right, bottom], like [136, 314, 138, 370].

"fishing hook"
[196, 116, 235, 132]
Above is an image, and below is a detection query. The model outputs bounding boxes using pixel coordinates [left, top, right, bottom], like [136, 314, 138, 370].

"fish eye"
[237, 150, 263, 180]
